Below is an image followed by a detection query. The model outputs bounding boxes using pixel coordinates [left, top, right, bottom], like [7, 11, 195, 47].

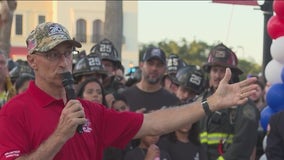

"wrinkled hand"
[145, 144, 160, 160]
[211, 68, 257, 110]
[54, 100, 87, 140]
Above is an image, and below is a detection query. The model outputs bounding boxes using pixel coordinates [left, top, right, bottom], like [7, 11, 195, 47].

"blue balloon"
[266, 83, 284, 112]
[275, 104, 284, 112]
[260, 106, 277, 132]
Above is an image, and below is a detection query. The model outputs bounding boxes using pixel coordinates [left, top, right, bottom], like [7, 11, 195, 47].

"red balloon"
[267, 15, 284, 39]
[274, 0, 284, 19]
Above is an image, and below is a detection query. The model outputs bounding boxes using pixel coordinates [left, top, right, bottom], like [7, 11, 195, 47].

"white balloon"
[271, 36, 284, 64]
[259, 154, 267, 160]
[265, 59, 284, 84]
[258, 135, 268, 160]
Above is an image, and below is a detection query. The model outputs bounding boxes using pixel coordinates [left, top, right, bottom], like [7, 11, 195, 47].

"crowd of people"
[0, 22, 275, 160]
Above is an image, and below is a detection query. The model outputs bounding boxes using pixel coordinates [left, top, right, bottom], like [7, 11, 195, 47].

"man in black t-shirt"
[121, 47, 179, 157]
[121, 47, 179, 112]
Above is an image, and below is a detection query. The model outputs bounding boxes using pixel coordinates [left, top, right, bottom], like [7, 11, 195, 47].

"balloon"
[271, 36, 284, 64]
[267, 15, 284, 39]
[265, 59, 284, 84]
[259, 154, 267, 160]
[274, 0, 284, 19]
[281, 67, 284, 83]
[260, 106, 276, 132]
[266, 83, 284, 112]
[262, 135, 267, 152]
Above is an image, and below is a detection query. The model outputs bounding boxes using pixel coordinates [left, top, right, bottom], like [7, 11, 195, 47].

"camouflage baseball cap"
[26, 22, 81, 54]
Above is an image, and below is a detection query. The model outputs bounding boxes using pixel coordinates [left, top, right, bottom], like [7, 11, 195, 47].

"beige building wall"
[11, 1, 139, 71]
[11, 1, 53, 46]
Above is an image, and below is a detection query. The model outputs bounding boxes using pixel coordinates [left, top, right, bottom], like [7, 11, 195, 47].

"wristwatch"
[201, 98, 213, 116]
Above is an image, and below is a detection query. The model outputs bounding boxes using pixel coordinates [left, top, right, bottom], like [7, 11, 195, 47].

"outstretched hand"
[209, 68, 257, 111]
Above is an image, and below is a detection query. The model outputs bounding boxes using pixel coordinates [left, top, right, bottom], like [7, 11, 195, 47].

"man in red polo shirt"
[0, 22, 257, 160]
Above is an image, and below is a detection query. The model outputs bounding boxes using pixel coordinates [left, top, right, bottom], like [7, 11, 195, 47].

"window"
[76, 19, 87, 43]
[38, 15, 45, 24]
[15, 14, 23, 35]
[92, 19, 103, 43]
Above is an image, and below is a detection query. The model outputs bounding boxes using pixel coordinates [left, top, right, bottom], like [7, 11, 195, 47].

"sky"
[138, 1, 265, 65]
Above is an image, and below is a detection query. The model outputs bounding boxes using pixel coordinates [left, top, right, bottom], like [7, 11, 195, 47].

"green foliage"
[139, 39, 262, 79]
[238, 59, 262, 80]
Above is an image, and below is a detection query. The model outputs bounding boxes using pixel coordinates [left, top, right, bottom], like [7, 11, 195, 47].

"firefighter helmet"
[7, 59, 17, 72]
[9, 60, 34, 83]
[166, 54, 188, 76]
[73, 54, 108, 80]
[72, 50, 86, 65]
[89, 38, 121, 67]
[203, 43, 243, 75]
[172, 65, 205, 94]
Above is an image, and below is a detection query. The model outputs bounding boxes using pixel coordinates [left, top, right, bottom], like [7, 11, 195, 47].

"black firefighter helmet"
[89, 38, 121, 68]
[9, 60, 34, 84]
[73, 54, 108, 82]
[172, 65, 205, 94]
[166, 53, 188, 76]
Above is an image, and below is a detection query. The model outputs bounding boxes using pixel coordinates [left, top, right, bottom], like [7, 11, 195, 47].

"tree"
[238, 59, 262, 80]
[104, 0, 123, 59]
[139, 39, 262, 80]
[0, 0, 17, 58]
[140, 39, 210, 66]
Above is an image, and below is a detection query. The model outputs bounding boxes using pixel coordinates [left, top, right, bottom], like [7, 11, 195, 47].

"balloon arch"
[261, 0, 284, 131]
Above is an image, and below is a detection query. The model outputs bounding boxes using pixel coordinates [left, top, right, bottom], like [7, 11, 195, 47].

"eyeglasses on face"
[34, 49, 73, 61]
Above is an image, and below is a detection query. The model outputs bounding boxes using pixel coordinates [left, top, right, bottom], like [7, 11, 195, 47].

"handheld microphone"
[61, 71, 83, 134]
